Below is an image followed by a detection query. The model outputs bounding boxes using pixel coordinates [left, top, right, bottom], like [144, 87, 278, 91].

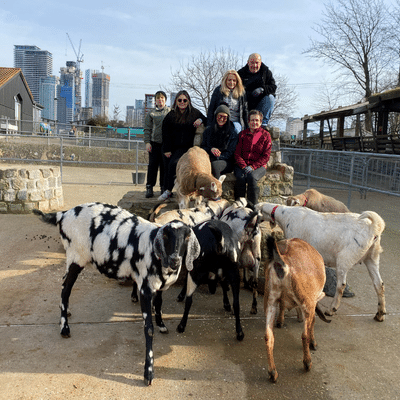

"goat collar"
[271, 205, 279, 223]
[302, 194, 308, 206]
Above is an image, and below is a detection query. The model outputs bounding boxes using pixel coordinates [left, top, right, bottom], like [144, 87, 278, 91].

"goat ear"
[185, 230, 200, 271]
[154, 228, 168, 266]
[219, 175, 226, 183]
[210, 182, 217, 191]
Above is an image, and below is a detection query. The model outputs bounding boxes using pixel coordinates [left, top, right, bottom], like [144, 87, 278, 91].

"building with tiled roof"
[0, 67, 43, 133]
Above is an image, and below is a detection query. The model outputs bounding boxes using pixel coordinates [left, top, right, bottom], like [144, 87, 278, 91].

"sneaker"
[158, 190, 172, 201]
[145, 185, 154, 198]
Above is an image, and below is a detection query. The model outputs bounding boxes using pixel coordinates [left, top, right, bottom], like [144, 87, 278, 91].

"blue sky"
[0, 0, 395, 121]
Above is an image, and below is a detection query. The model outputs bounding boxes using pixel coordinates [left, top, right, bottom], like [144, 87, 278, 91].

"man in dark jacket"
[238, 53, 276, 127]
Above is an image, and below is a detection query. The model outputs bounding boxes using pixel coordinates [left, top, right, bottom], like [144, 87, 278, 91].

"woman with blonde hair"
[207, 70, 248, 132]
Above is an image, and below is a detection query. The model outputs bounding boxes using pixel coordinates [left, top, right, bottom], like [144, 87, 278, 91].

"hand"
[164, 152, 172, 158]
[211, 148, 221, 157]
[252, 87, 264, 97]
[146, 143, 152, 152]
[193, 119, 203, 128]
[243, 166, 253, 174]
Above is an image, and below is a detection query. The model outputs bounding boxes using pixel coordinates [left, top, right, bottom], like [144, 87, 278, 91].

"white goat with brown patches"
[256, 202, 386, 321]
[175, 146, 225, 209]
[286, 188, 350, 213]
[264, 235, 328, 382]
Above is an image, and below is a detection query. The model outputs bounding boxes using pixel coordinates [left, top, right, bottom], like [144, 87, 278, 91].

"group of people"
[143, 53, 276, 206]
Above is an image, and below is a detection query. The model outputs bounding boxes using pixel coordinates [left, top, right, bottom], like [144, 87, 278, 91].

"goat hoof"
[224, 304, 231, 312]
[143, 376, 153, 386]
[374, 312, 385, 322]
[324, 310, 334, 317]
[60, 327, 71, 338]
[236, 331, 244, 341]
[276, 321, 284, 329]
[303, 360, 312, 371]
[309, 341, 317, 351]
[159, 326, 169, 334]
[176, 294, 185, 302]
[250, 307, 257, 315]
[131, 296, 139, 303]
[269, 370, 278, 383]
[177, 324, 185, 334]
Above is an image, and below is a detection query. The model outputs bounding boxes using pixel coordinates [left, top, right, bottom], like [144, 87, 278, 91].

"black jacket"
[237, 63, 277, 110]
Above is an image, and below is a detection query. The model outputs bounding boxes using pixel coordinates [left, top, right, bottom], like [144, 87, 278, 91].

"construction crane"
[66, 33, 84, 71]
[66, 33, 84, 121]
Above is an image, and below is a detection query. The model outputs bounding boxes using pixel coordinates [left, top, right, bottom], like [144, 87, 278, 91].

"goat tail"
[33, 209, 58, 226]
[359, 211, 385, 235]
[316, 303, 331, 323]
[265, 235, 288, 280]
[147, 202, 168, 222]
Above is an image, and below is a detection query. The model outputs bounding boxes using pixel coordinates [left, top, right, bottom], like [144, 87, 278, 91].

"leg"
[177, 273, 197, 333]
[264, 301, 278, 382]
[131, 280, 139, 302]
[255, 94, 275, 126]
[140, 285, 155, 386]
[364, 257, 386, 321]
[234, 166, 247, 200]
[302, 309, 314, 372]
[60, 262, 83, 338]
[246, 167, 266, 206]
[227, 267, 244, 341]
[153, 290, 168, 333]
[220, 278, 232, 312]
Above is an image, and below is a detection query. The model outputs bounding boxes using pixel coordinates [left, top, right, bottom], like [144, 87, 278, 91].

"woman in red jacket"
[234, 110, 272, 205]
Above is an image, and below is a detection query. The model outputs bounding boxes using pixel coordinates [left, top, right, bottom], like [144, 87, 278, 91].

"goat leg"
[60, 262, 83, 338]
[140, 286, 155, 386]
[226, 268, 244, 341]
[153, 290, 168, 333]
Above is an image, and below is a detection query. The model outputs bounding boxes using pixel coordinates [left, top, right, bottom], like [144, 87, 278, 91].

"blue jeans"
[233, 121, 242, 133]
[255, 94, 275, 126]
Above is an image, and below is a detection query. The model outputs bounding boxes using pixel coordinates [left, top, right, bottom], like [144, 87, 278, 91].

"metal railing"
[281, 147, 400, 208]
[0, 131, 146, 183]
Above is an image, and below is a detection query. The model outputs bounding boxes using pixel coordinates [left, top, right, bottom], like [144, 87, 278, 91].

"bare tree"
[304, 0, 393, 100]
[167, 48, 244, 113]
[269, 74, 298, 126]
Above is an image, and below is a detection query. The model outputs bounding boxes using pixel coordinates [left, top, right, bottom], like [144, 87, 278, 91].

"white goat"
[256, 202, 386, 321]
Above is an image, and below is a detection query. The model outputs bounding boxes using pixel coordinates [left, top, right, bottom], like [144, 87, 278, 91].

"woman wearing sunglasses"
[159, 90, 207, 201]
[201, 104, 238, 179]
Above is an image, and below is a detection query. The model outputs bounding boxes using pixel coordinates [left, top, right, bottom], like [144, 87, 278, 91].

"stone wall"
[0, 167, 64, 213]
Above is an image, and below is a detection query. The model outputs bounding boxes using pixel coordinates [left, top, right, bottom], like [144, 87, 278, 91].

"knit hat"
[214, 104, 230, 117]
[155, 90, 167, 100]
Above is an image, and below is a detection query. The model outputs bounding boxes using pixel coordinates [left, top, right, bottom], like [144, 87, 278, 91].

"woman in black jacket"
[202, 104, 239, 179]
[159, 90, 206, 201]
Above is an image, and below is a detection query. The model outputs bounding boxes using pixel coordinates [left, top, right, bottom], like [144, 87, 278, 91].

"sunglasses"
[177, 98, 188, 103]
[217, 114, 228, 120]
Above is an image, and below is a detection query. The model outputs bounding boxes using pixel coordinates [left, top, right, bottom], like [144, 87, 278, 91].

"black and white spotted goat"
[176, 219, 245, 342]
[218, 199, 262, 314]
[34, 202, 200, 386]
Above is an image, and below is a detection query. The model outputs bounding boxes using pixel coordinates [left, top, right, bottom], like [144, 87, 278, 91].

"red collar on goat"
[271, 205, 279, 223]
[303, 195, 308, 206]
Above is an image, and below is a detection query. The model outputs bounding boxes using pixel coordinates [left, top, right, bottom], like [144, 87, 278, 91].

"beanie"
[155, 90, 167, 100]
[214, 104, 230, 117]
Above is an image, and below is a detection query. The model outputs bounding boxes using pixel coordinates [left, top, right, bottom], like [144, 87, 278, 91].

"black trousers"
[234, 165, 266, 206]
[146, 141, 164, 189]
[162, 148, 187, 192]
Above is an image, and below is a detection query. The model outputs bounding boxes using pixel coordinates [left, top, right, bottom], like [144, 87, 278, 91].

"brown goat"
[175, 147, 225, 209]
[264, 236, 328, 383]
[286, 188, 350, 213]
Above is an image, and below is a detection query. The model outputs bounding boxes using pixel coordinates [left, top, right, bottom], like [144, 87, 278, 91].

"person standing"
[143, 91, 171, 198]
[159, 90, 206, 201]
[238, 53, 276, 128]
[202, 104, 238, 179]
[234, 110, 272, 206]
[207, 70, 248, 133]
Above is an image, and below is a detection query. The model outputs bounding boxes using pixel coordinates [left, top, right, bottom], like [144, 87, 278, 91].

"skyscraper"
[58, 62, 76, 124]
[85, 69, 110, 118]
[14, 45, 53, 103]
[39, 75, 59, 121]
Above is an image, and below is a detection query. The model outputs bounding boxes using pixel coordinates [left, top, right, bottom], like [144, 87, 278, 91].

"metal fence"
[281, 147, 400, 208]
[0, 132, 147, 182]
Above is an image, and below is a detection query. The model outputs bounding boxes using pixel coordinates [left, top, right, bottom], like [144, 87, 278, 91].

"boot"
[145, 185, 154, 198]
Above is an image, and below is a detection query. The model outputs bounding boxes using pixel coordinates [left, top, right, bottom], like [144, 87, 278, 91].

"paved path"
[0, 165, 399, 399]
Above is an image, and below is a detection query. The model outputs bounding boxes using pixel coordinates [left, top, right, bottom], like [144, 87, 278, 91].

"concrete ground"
[0, 165, 399, 400]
